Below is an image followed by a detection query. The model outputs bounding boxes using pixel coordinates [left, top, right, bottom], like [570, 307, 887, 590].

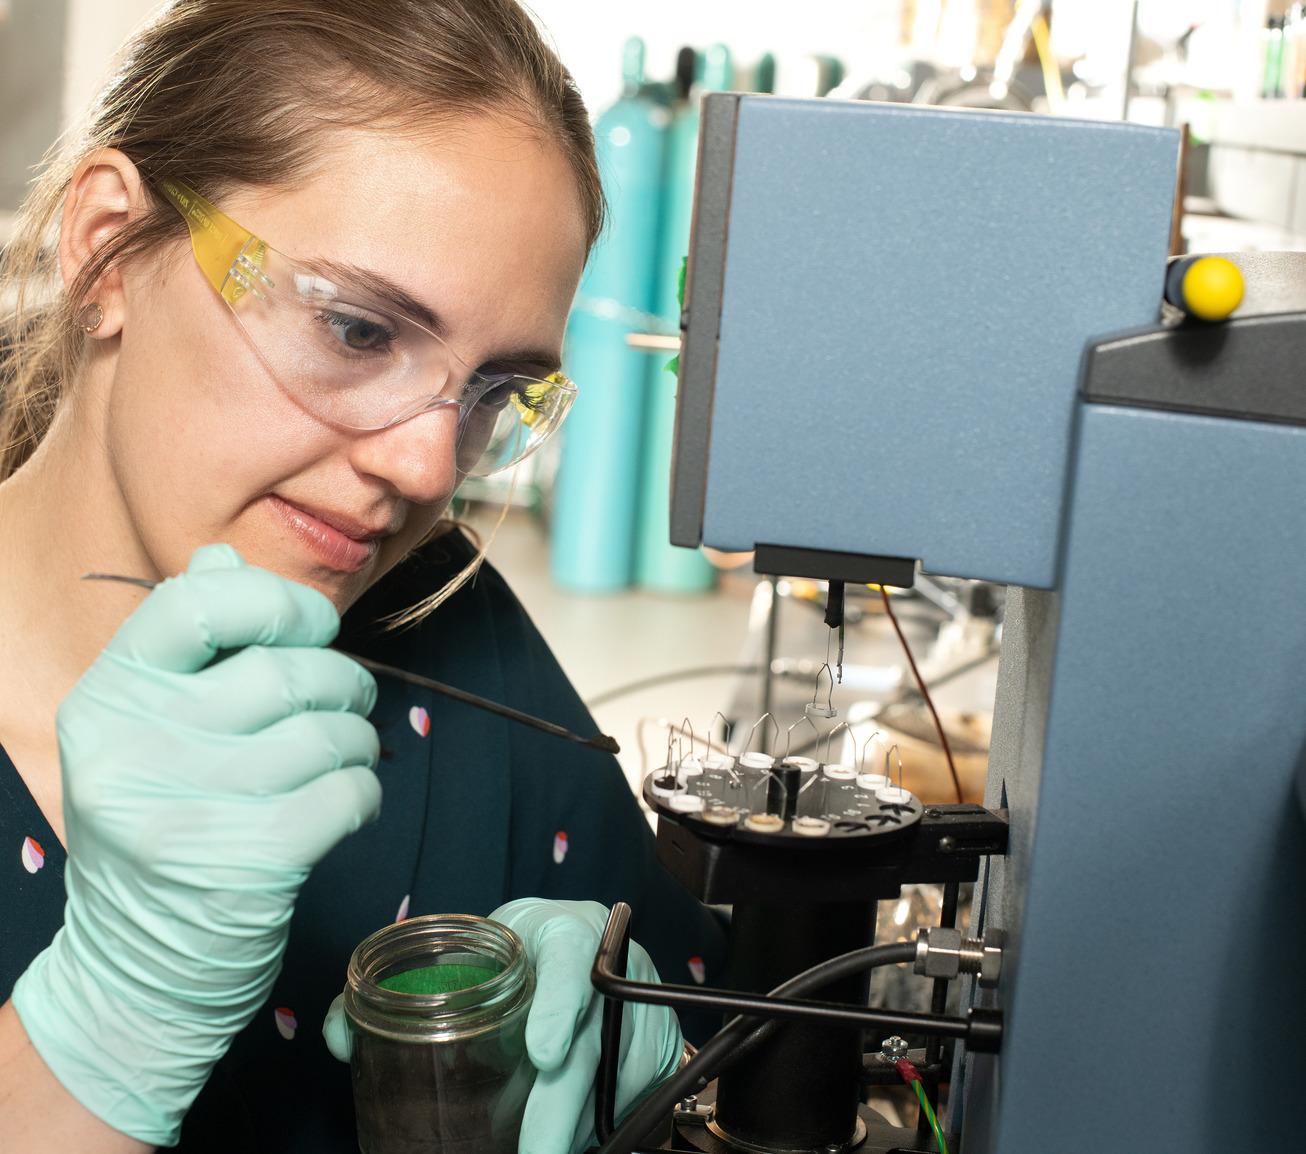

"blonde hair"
[0, 0, 600, 622]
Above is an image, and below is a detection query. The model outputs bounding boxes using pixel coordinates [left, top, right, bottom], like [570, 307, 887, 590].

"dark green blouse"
[0, 531, 727, 1151]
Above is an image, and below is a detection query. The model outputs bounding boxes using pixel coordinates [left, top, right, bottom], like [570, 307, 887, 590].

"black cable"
[595, 941, 919, 1154]
[585, 665, 765, 708]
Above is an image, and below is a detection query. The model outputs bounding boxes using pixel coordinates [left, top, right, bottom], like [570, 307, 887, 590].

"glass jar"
[344, 914, 537, 1154]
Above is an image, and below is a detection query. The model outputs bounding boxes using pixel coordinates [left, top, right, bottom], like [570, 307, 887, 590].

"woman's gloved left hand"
[323, 898, 682, 1154]
[489, 899, 682, 1154]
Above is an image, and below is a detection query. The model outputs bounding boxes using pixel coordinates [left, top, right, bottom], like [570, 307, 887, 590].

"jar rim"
[344, 914, 534, 1042]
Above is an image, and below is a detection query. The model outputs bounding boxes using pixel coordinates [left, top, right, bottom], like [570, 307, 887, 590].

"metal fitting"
[880, 1035, 909, 1060]
[978, 928, 1004, 988]
[914, 926, 1004, 988]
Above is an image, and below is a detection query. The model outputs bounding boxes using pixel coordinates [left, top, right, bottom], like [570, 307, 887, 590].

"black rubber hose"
[595, 941, 919, 1154]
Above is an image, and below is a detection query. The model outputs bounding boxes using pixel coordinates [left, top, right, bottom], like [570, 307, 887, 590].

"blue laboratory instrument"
[652, 94, 1306, 1152]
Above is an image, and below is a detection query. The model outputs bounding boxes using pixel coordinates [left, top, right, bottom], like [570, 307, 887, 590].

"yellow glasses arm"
[157, 179, 269, 305]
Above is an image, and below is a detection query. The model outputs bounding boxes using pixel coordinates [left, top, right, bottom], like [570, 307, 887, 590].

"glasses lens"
[227, 248, 463, 429]
[222, 245, 575, 471]
[456, 374, 576, 476]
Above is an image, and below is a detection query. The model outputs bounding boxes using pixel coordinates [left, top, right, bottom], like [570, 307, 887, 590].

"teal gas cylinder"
[633, 44, 733, 594]
[550, 38, 670, 592]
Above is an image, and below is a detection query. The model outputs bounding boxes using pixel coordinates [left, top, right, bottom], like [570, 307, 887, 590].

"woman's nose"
[348, 404, 461, 505]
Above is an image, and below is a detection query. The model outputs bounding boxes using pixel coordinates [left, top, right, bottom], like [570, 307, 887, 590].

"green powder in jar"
[377, 963, 500, 996]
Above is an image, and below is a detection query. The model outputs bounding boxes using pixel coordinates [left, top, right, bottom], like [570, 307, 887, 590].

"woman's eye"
[320, 310, 396, 351]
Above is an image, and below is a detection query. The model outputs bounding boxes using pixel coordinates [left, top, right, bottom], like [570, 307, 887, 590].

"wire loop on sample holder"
[783, 713, 820, 761]
[743, 712, 777, 757]
[806, 658, 837, 719]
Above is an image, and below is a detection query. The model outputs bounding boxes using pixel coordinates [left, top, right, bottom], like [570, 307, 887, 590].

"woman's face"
[105, 117, 587, 610]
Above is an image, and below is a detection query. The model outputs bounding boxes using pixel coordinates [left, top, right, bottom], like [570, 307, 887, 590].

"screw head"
[880, 1034, 909, 1060]
[677, 1095, 698, 1111]
[937, 835, 956, 852]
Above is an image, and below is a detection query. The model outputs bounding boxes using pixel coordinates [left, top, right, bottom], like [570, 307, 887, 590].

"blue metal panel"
[701, 98, 1177, 587]
[991, 404, 1306, 1151]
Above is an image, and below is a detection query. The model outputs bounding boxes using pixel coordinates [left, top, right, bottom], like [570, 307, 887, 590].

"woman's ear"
[58, 149, 146, 340]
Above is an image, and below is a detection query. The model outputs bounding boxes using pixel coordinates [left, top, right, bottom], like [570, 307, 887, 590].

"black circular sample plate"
[642, 756, 923, 847]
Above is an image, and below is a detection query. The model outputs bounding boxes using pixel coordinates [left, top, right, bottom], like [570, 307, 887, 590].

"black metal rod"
[922, 879, 961, 1131]
[595, 918, 630, 1142]
[347, 654, 620, 754]
[80, 573, 620, 754]
[592, 905, 976, 1042]
[760, 575, 778, 727]
[81, 572, 157, 589]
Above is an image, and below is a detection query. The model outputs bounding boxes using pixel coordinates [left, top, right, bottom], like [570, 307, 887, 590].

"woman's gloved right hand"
[10, 544, 381, 1147]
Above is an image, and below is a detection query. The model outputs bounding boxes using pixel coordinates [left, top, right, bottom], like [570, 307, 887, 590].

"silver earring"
[77, 302, 104, 333]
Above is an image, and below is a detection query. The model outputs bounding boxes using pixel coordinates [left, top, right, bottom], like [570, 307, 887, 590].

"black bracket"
[753, 544, 917, 589]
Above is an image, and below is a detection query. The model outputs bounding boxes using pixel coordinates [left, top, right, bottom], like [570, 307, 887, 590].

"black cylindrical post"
[767, 764, 803, 820]
[713, 901, 876, 1150]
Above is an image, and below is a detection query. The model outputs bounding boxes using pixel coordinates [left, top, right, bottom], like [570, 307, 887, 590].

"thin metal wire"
[743, 712, 778, 757]
[806, 659, 837, 719]
[820, 721, 852, 766]
[707, 712, 742, 784]
[759, 767, 786, 816]
[783, 714, 819, 761]
[885, 743, 904, 790]
[677, 717, 698, 764]
[860, 729, 888, 776]
[710, 712, 732, 755]
[747, 771, 772, 816]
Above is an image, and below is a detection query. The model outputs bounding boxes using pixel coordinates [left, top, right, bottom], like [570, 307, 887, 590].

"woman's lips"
[267, 495, 383, 574]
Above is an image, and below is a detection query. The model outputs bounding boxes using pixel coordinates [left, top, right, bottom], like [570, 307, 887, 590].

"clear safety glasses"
[158, 179, 576, 476]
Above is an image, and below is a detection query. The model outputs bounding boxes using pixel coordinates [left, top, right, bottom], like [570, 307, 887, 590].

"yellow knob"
[1181, 257, 1244, 321]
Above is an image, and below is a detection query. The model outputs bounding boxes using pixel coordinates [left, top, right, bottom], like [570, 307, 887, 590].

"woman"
[0, 2, 726, 1151]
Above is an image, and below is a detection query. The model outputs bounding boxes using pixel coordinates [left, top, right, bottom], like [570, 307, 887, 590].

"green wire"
[912, 1078, 949, 1154]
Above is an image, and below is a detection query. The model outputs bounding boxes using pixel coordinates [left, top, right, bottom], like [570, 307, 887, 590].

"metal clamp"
[914, 926, 1004, 989]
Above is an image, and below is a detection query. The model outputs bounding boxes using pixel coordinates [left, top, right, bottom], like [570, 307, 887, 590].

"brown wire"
[878, 585, 963, 804]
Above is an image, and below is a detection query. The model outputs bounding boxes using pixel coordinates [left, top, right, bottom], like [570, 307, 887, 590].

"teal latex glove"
[490, 899, 683, 1154]
[11, 544, 381, 1146]
[323, 900, 682, 1154]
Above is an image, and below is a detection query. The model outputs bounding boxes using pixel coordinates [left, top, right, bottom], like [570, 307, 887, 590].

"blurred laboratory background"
[2, 0, 1303, 814]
